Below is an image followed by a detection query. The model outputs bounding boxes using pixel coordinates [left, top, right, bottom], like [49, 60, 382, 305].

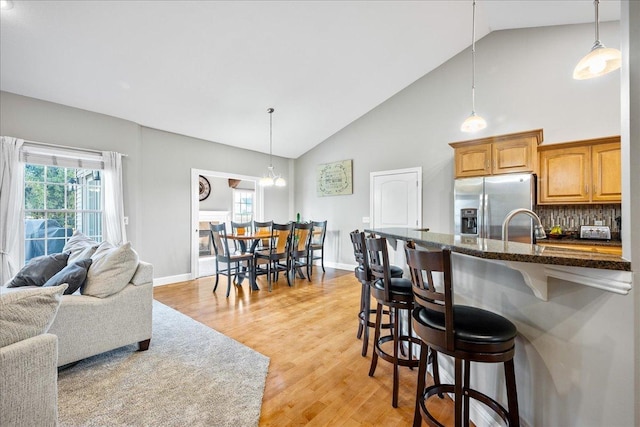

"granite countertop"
[366, 228, 631, 272]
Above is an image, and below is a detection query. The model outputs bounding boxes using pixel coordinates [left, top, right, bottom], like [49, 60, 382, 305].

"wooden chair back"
[404, 240, 454, 352]
[364, 236, 393, 302]
[311, 220, 327, 246]
[270, 222, 292, 256]
[292, 222, 312, 255]
[349, 230, 369, 283]
[210, 222, 232, 259]
[231, 221, 252, 236]
[253, 220, 273, 249]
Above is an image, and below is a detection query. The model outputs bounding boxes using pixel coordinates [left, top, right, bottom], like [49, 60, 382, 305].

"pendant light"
[259, 108, 286, 187]
[461, 0, 486, 133]
[573, 0, 621, 80]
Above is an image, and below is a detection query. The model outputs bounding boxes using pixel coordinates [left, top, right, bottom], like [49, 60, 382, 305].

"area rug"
[57, 300, 270, 427]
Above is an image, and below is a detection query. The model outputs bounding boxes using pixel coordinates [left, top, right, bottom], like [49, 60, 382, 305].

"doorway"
[370, 167, 422, 266]
[190, 168, 264, 279]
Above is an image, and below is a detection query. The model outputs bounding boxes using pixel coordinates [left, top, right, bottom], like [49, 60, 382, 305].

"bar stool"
[349, 230, 402, 357]
[404, 241, 520, 427]
[365, 235, 422, 408]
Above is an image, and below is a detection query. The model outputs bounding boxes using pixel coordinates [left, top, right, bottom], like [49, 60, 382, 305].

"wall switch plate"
[124, 216, 129, 225]
[362, 216, 370, 224]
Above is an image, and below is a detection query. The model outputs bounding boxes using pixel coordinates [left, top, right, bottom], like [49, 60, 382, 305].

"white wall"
[0, 92, 292, 278]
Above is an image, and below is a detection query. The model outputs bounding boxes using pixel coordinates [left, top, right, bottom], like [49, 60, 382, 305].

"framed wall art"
[316, 159, 353, 197]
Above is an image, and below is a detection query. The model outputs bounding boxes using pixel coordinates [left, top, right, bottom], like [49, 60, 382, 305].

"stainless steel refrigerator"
[454, 173, 535, 243]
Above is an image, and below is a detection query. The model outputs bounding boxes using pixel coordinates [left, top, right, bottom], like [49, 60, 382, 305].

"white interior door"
[370, 167, 422, 266]
[371, 167, 421, 230]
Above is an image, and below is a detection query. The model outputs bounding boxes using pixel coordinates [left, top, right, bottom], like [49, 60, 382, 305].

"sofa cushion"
[5, 252, 70, 288]
[43, 258, 93, 295]
[83, 242, 139, 298]
[0, 284, 67, 347]
[63, 230, 100, 264]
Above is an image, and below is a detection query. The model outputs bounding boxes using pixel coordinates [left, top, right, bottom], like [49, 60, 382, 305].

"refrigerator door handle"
[482, 194, 491, 239]
[479, 193, 485, 238]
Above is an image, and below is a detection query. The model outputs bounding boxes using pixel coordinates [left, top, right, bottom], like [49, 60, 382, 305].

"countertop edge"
[366, 228, 631, 272]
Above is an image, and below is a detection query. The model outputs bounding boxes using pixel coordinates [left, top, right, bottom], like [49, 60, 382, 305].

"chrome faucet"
[501, 208, 547, 243]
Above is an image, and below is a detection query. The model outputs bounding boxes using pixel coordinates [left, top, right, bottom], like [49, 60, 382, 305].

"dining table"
[225, 231, 271, 290]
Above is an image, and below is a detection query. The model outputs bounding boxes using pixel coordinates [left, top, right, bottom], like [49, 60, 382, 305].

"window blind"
[20, 143, 104, 169]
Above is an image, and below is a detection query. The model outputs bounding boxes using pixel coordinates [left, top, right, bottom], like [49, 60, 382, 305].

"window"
[21, 145, 104, 262]
[232, 189, 254, 223]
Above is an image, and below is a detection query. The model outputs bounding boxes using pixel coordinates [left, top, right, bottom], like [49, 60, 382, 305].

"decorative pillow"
[63, 230, 100, 264]
[5, 252, 70, 288]
[83, 242, 139, 298]
[0, 284, 67, 348]
[43, 258, 93, 295]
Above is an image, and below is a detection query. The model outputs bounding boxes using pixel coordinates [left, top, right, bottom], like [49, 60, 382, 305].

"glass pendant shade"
[260, 175, 274, 187]
[573, 0, 621, 80]
[461, 112, 487, 133]
[573, 42, 621, 80]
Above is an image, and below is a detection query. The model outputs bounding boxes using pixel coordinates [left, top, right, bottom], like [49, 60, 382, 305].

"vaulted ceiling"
[0, 1, 620, 158]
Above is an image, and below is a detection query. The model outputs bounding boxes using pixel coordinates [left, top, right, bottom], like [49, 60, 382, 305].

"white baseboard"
[324, 261, 355, 271]
[153, 273, 192, 287]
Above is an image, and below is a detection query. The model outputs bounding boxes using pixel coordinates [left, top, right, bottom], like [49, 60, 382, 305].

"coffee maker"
[461, 208, 478, 235]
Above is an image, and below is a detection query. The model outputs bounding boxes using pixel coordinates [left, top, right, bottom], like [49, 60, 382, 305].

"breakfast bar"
[367, 228, 632, 301]
[366, 227, 635, 426]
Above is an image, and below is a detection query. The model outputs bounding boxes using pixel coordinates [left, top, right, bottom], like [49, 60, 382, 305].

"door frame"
[370, 167, 423, 230]
[190, 168, 264, 280]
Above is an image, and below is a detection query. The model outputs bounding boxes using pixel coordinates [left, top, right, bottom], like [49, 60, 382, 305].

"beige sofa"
[1, 285, 66, 427]
[49, 260, 153, 367]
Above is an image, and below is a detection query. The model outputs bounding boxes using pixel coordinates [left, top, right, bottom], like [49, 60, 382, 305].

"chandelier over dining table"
[259, 107, 286, 187]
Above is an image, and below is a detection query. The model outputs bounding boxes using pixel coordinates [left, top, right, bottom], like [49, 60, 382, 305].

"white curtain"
[102, 151, 127, 245]
[0, 137, 25, 284]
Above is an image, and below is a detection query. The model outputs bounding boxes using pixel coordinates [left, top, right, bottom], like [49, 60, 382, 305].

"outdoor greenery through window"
[232, 189, 254, 223]
[24, 164, 103, 262]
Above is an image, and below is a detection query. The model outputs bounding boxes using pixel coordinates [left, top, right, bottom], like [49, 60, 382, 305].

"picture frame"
[316, 159, 353, 197]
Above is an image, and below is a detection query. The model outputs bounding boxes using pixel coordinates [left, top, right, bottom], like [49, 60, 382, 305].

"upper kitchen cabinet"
[538, 136, 621, 205]
[449, 129, 543, 178]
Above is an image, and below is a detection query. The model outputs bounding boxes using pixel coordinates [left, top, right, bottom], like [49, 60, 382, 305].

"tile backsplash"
[535, 204, 621, 233]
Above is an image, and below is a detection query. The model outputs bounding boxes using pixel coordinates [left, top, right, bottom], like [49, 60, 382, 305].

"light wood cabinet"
[538, 136, 621, 205]
[537, 242, 622, 256]
[450, 129, 543, 178]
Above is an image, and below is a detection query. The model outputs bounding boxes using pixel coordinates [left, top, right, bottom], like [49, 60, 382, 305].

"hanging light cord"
[593, 0, 601, 46]
[470, 0, 477, 114]
[267, 107, 274, 168]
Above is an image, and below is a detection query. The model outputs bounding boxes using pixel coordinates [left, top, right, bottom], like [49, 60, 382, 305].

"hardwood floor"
[153, 267, 457, 426]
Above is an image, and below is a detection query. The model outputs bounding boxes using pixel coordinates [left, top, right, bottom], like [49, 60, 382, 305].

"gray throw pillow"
[6, 252, 70, 288]
[0, 284, 67, 348]
[43, 258, 93, 295]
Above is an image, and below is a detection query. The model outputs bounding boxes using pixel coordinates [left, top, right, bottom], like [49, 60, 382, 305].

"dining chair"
[308, 220, 327, 276]
[254, 222, 292, 291]
[230, 221, 253, 252]
[290, 221, 313, 281]
[253, 220, 273, 252]
[209, 222, 255, 297]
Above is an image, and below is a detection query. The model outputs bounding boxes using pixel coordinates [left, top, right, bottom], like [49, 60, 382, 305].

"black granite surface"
[366, 228, 631, 272]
